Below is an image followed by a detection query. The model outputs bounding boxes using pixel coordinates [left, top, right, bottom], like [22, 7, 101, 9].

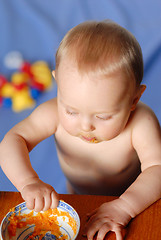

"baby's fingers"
[43, 194, 52, 211]
[25, 198, 35, 210]
[50, 190, 59, 209]
[42, 190, 59, 211]
[115, 229, 123, 240]
[86, 220, 109, 240]
[96, 223, 111, 240]
[34, 197, 44, 212]
[88, 223, 123, 240]
[96, 225, 123, 240]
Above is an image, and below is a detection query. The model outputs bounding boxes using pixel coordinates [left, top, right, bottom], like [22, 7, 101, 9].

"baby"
[0, 20, 161, 240]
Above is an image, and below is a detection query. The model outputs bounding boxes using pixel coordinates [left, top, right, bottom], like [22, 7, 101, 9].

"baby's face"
[56, 59, 136, 143]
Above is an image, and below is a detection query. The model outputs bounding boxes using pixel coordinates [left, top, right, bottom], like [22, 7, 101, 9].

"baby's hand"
[21, 179, 59, 212]
[84, 199, 132, 240]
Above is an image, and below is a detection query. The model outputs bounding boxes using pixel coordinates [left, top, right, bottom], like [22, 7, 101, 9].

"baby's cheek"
[62, 120, 78, 135]
[97, 127, 117, 140]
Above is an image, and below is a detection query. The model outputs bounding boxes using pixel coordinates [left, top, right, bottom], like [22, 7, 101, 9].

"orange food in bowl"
[8, 207, 77, 240]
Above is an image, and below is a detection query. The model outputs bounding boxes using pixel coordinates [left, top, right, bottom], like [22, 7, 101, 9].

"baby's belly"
[58, 154, 141, 196]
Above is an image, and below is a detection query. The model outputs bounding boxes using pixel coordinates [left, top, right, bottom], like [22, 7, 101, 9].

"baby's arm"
[121, 105, 161, 217]
[85, 105, 161, 240]
[0, 98, 59, 211]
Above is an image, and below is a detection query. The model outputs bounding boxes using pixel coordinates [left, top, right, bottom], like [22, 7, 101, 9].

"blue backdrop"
[0, 0, 161, 193]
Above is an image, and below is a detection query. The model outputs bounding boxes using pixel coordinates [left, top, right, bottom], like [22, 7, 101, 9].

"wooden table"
[0, 192, 160, 240]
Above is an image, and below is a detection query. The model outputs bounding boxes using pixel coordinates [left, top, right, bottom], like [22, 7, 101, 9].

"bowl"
[0, 200, 80, 240]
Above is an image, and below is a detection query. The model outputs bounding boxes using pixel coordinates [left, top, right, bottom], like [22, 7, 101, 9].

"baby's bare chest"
[55, 127, 139, 177]
[55, 126, 141, 195]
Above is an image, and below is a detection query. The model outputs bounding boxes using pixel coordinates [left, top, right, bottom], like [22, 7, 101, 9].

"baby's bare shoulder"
[131, 101, 159, 126]
[130, 103, 161, 169]
[30, 98, 58, 118]
[27, 97, 59, 135]
[130, 101, 160, 143]
[8, 98, 59, 150]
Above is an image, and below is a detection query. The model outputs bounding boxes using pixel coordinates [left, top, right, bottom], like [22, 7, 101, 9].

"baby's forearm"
[0, 131, 39, 191]
[120, 165, 161, 218]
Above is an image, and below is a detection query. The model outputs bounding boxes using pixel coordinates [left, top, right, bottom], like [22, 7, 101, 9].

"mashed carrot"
[90, 138, 98, 143]
[8, 206, 77, 240]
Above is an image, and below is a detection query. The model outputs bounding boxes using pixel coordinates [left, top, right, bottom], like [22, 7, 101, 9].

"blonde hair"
[55, 20, 143, 85]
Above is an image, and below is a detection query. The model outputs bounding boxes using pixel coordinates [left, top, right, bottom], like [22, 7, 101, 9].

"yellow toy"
[0, 58, 53, 112]
[12, 88, 35, 112]
[1, 83, 14, 98]
[31, 61, 52, 90]
[11, 72, 28, 87]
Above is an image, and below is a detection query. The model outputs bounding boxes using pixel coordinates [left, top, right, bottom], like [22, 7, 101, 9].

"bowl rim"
[0, 200, 80, 240]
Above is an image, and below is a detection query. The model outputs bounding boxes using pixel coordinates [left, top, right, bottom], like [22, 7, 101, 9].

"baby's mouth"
[81, 135, 99, 143]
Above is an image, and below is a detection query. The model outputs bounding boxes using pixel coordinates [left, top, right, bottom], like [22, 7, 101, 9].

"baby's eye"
[66, 109, 78, 116]
[96, 115, 112, 121]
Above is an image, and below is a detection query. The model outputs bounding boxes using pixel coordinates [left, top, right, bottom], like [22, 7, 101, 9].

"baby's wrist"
[19, 175, 40, 192]
[119, 196, 137, 219]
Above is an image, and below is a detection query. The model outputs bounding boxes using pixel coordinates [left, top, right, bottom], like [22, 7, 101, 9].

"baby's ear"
[52, 70, 56, 79]
[131, 84, 146, 111]
[140, 84, 146, 95]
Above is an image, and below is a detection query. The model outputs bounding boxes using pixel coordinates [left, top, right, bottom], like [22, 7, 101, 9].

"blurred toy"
[12, 88, 35, 112]
[1, 83, 14, 98]
[0, 54, 53, 112]
[4, 51, 24, 70]
[30, 61, 52, 90]
[0, 75, 7, 88]
[0, 96, 2, 106]
[30, 88, 41, 100]
[2, 98, 12, 108]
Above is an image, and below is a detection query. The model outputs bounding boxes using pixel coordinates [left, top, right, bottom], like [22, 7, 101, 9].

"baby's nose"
[81, 118, 95, 132]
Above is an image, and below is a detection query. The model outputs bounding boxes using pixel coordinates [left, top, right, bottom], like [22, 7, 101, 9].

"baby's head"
[55, 20, 143, 87]
[54, 21, 145, 143]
